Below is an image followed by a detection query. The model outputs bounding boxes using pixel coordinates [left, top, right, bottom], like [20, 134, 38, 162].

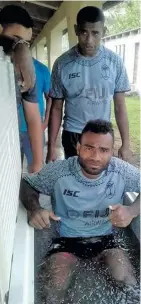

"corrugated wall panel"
[0, 48, 21, 303]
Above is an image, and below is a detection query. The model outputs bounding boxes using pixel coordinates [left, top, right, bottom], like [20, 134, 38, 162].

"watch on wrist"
[12, 39, 30, 51]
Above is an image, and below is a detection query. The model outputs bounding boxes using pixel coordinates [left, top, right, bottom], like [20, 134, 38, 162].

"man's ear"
[76, 142, 80, 155]
[74, 24, 78, 36]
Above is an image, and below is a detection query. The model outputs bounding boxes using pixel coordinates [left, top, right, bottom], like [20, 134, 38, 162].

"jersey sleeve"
[22, 81, 37, 103]
[124, 163, 140, 193]
[49, 59, 64, 99]
[24, 160, 63, 195]
[43, 66, 50, 94]
[114, 56, 130, 93]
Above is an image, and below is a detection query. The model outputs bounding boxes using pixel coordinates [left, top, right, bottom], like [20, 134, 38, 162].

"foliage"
[105, 1, 140, 36]
[111, 96, 140, 153]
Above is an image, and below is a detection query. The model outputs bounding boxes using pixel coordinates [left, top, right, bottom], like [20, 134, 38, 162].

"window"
[62, 29, 69, 53]
[121, 44, 125, 62]
[119, 45, 121, 56]
[115, 44, 125, 62]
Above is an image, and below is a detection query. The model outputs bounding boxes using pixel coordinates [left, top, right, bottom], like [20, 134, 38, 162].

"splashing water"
[35, 229, 140, 304]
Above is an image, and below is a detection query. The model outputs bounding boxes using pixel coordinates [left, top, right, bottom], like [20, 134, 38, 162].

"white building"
[103, 28, 141, 94]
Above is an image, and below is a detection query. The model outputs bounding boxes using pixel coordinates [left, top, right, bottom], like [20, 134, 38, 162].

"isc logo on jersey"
[63, 189, 80, 197]
[69, 72, 80, 79]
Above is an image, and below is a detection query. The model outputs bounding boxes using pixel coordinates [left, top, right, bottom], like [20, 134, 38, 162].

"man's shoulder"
[108, 157, 127, 174]
[108, 157, 139, 177]
[33, 58, 49, 73]
[24, 157, 77, 195]
[40, 156, 76, 178]
[22, 82, 37, 103]
[102, 45, 122, 62]
[54, 47, 76, 67]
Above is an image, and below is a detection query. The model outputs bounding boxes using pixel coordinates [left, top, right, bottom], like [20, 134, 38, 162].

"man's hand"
[28, 209, 61, 230]
[28, 163, 42, 174]
[118, 145, 132, 161]
[42, 121, 48, 131]
[12, 42, 35, 92]
[46, 146, 57, 163]
[109, 204, 134, 228]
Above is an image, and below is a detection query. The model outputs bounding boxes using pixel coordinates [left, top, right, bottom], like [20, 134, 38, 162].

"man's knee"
[49, 251, 78, 265]
[101, 248, 136, 285]
[45, 252, 78, 287]
[44, 252, 78, 301]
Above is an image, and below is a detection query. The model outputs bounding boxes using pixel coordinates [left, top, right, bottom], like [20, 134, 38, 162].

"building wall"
[103, 32, 141, 94]
[0, 48, 21, 303]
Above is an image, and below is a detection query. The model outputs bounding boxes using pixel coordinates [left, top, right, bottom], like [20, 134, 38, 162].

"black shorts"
[62, 130, 81, 158]
[47, 235, 119, 259]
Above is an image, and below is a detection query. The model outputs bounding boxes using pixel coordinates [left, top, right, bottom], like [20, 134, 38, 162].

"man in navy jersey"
[20, 120, 140, 303]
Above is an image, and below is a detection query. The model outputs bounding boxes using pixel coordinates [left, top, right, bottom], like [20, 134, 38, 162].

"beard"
[78, 156, 109, 177]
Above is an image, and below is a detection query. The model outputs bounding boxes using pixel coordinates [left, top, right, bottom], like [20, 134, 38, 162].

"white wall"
[0, 48, 21, 303]
[0, 47, 34, 304]
[104, 32, 141, 94]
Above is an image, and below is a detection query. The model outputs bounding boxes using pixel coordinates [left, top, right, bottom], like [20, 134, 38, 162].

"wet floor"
[34, 225, 140, 304]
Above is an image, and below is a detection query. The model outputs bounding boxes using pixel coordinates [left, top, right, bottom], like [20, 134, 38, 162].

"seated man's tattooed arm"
[20, 179, 41, 213]
[20, 162, 62, 229]
[20, 177, 60, 229]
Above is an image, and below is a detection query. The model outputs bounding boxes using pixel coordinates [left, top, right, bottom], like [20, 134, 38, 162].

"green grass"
[111, 96, 140, 153]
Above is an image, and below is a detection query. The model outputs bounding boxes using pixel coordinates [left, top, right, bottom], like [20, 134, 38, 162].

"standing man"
[47, 6, 131, 162]
[19, 58, 51, 169]
[0, 5, 43, 173]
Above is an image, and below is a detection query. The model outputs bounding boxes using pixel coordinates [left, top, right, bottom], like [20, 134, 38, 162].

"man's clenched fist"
[109, 204, 135, 228]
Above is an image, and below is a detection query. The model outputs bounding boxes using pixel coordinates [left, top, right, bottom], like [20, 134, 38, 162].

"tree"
[104, 0, 140, 36]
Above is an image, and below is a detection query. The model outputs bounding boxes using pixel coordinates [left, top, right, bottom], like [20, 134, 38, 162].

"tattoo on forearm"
[20, 179, 40, 212]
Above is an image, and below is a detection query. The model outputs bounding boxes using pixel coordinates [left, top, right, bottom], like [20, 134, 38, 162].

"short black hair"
[0, 5, 33, 28]
[77, 6, 105, 25]
[80, 120, 114, 142]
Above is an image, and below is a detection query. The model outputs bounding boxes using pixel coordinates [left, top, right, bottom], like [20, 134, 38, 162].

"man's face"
[77, 131, 113, 178]
[2, 23, 32, 42]
[74, 21, 104, 56]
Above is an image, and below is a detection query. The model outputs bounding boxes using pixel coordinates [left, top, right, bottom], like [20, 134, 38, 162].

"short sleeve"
[124, 163, 140, 193]
[114, 56, 130, 93]
[49, 59, 64, 99]
[22, 81, 37, 103]
[43, 66, 50, 94]
[24, 160, 63, 195]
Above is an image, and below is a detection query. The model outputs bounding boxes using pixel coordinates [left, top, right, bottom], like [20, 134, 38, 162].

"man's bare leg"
[97, 248, 137, 286]
[44, 252, 78, 303]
